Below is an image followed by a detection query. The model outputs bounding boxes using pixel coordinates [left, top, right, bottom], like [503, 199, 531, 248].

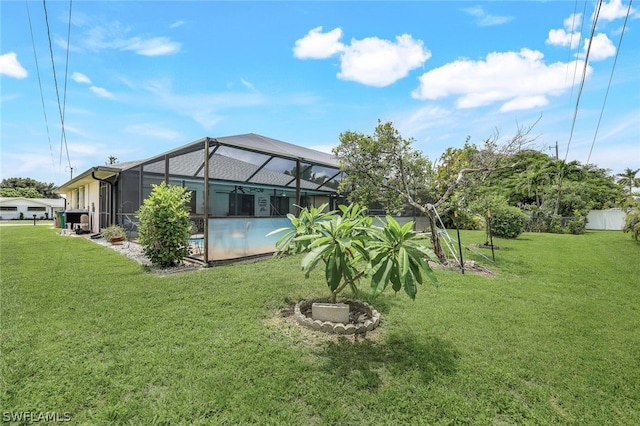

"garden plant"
[137, 182, 192, 267]
[270, 203, 438, 303]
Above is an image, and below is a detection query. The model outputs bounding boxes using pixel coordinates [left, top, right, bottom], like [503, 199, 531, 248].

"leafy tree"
[0, 177, 58, 198]
[0, 187, 42, 198]
[334, 120, 537, 263]
[137, 182, 192, 267]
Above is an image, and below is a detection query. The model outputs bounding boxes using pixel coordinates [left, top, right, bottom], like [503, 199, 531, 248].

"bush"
[455, 212, 485, 230]
[566, 211, 588, 235]
[490, 205, 528, 239]
[137, 182, 192, 267]
[623, 207, 640, 241]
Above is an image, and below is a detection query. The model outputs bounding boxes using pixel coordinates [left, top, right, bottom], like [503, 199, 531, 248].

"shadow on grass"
[318, 331, 458, 390]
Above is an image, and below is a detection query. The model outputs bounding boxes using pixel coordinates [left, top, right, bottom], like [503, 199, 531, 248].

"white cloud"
[546, 29, 581, 49]
[338, 34, 431, 87]
[598, 0, 634, 22]
[547, 13, 582, 49]
[90, 86, 115, 98]
[144, 79, 265, 130]
[240, 78, 255, 90]
[293, 28, 431, 87]
[293, 27, 345, 59]
[170, 20, 185, 29]
[0, 52, 28, 79]
[564, 13, 582, 32]
[72, 72, 92, 84]
[411, 48, 592, 112]
[78, 21, 181, 56]
[124, 123, 182, 140]
[123, 37, 181, 56]
[501, 95, 549, 112]
[399, 105, 454, 137]
[583, 33, 616, 61]
[463, 6, 513, 26]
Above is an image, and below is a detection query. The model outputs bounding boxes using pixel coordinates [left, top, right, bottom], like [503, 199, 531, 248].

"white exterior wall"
[86, 181, 100, 233]
[61, 181, 101, 233]
[0, 198, 65, 220]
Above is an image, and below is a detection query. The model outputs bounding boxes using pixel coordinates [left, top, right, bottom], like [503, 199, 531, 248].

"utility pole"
[549, 141, 558, 160]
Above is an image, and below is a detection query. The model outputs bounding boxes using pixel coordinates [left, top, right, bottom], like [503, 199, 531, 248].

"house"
[0, 197, 65, 221]
[56, 133, 344, 263]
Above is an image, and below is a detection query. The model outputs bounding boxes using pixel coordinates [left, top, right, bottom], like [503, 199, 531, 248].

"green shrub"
[623, 207, 640, 241]
[137, 182, 192, 267]
[566, 211, 588, 235]
[456, 212, 485, 230]
[490, 205, 528, 239]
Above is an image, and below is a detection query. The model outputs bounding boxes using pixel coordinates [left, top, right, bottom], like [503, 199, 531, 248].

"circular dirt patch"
[294, 298, 381, 335]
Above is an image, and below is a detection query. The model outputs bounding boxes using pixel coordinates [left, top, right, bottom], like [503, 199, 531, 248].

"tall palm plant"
[616, 168, 640, 195]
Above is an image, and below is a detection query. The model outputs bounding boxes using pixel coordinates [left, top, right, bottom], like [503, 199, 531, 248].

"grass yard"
[1, 225, 639, 425]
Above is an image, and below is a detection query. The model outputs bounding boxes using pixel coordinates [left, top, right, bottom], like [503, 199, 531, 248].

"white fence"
[586, 209, 626, 230]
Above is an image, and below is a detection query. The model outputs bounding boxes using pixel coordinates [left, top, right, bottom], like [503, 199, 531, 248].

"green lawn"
[1, 226, 639, 425]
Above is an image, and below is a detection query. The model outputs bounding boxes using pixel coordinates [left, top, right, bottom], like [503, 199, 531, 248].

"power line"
[42, 0, 72, 174]
[563, 0, 603, 162]
[25, 0, 55, 168]
[586, 0, 633, 165]
[60, 0, 73, 172]
[565, 0, 587, 101]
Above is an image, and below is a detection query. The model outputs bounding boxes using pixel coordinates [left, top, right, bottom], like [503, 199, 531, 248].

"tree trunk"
[427, 209, 447, 264]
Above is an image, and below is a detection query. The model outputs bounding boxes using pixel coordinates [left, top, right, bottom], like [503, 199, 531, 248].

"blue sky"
[2, 0, 639, 186]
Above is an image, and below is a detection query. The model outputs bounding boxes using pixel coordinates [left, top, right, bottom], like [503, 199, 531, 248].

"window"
[0, 206, 17, 211]
[27, 207, 46, 211]
[270, 196, 289, 216]
[229, 193, 254, 216]
[78, 187, 85, 209]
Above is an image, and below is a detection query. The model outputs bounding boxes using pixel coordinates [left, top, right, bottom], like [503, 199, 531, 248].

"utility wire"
[586, 0, 633, 165]
[42, 0, 72, 174]
[25, 0, 55, 168]
[60, 0, 73, 172]
[565, 0, 586, 101]
[563, 0, 602, 162]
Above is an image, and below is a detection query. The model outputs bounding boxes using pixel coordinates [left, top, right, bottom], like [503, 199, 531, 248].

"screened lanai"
[115, 134, 344, 263]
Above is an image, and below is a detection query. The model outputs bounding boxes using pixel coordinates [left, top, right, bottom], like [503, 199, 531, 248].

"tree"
[617, 168, 640, 195]
[333, 120, 537, 263]
[137, 182, 192, 267]
[0, 187, 41, 198]
[106, 156, 118, 165]
[0, 177, 58, 198]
